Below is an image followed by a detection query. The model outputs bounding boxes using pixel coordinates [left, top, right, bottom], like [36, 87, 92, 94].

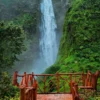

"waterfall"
[40, 0, 58, 66]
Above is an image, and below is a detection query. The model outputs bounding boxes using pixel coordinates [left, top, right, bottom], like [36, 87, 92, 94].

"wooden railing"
[12, 71, 100, 100]
[70, 82, 84, 100]
[13, 72, 38, 100]
[70, 71, 100, 100]
[34, 73, 86, 93]
[13, 72, 86, 94]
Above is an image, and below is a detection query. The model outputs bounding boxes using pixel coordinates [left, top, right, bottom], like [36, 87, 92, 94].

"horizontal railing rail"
[13, 72, 88, 94]
[34, 73, 85, 93]
[12, 71, 100, 100]
[13, 71, 100, 94]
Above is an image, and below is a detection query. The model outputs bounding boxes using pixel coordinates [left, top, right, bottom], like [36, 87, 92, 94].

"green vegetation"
[0, 22, 26, 71]
[0, 22, 25, 99]
[14, 13, 37, 29]
[13, 12, 39, 40]
[44, 0, 100, 99]
[0, 72, 19, 99]
[45, 0, 100, 74]
[0, 0, 39, 99]
[0, 0, 100, 99]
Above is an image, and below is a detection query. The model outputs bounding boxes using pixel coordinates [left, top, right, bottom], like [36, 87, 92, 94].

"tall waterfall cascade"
[40, 0, 58, 66]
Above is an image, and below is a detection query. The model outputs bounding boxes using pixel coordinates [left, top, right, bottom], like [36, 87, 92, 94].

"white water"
[40, 0, 58, 66]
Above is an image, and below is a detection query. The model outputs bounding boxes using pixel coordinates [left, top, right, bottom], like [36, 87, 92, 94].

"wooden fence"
[12, 71, 100, 100]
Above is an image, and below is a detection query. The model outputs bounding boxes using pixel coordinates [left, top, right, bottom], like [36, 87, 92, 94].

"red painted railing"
[33, 72, 85, 93]
[12, 71, 100, 100]
[13, 72, 38, 100]
[13, 72, 85, 94]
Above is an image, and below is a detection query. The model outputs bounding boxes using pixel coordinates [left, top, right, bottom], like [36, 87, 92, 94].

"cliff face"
[45, 0, 100, 73]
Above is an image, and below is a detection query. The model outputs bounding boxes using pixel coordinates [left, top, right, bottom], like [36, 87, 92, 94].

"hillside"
[45, 0, 100, 73]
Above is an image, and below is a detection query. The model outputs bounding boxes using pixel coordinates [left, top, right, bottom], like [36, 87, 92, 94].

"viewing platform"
[37, 94, 72, 100]
[13, 71, 100, 100]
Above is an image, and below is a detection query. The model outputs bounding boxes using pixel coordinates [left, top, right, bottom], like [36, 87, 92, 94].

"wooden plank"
[37, 94, 72, 100]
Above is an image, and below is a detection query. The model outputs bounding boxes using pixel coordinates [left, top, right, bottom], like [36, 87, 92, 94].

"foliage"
[0, 22, 26, 71]
[14, 13, 37, 29]
[0, 0, 39, 99]
[46, 0, 100, 74]
[0, 22, 25, 99]
[44, 64, 60, 74]
[0, 72, 19, 99]
[13, 13, 38, 39]
[43, 1, 100, 99]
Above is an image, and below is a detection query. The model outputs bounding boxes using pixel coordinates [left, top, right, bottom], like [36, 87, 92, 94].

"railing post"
[70, 74, 72, 82]
[12, 71, 19, 86]
[26, 72, 28, 87]
[43, 76, 47, 93]
[31, 72, 34, 86]
[69, 74, 73, 93]
[20, 88, 25, 100]
[63, 81, 66, 93]
[33, 80, 38, 100]
[82, 72, 85, 86]
[56, 72, 60, 93]
[74, 83, 78, 94]
[24, 72, 28, 87]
